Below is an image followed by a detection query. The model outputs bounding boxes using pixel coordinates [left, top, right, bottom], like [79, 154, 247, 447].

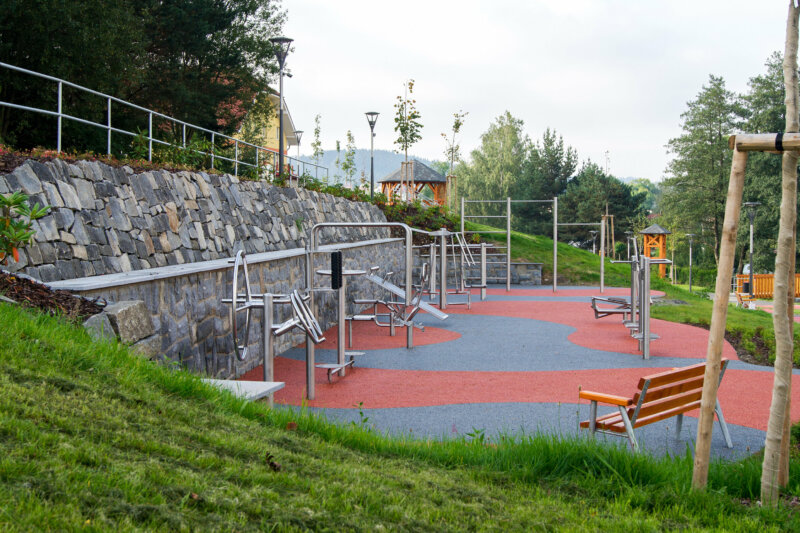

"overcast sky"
[282, 0, 790, 181]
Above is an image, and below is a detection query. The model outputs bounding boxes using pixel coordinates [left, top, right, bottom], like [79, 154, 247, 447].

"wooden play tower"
[640, 223, 671, 278]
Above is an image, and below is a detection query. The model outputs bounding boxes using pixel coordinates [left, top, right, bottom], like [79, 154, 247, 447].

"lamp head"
[295, 130, 303, 145]
[365, 111, 379, 130]
[270, 37, 293, 68]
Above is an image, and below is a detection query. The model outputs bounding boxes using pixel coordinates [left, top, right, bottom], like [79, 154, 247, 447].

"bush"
[0, 191, 50, 265]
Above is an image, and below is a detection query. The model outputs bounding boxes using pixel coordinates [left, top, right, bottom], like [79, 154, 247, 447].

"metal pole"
[263, 293, 274, 407]
[57, 81, 62, 153]
[481, 242, 487, 300]
[439, 231, 448, 310]
[106, 97, 112, 155]
[460, 196, 465, 235]
[370, 127, 375, 199]
[338, 275, 347, 377]
[600, 217, 605, 293]
[429, 243, 436, 296]
[305, 242, 315, 400]
[506, 196, 511, 291]
[182, 123, 186, 147]
[148, 112, 153, 162]
[234, 140, 239, 176]
[278, 69, 285, 179]
[405, 228, 413, 349]
[689, 239, 693, 293]
[748, 213, 755, 298]
[211, 132, 215, 170]
[553, 197, 558, 292]
[642, 256, 651, 360]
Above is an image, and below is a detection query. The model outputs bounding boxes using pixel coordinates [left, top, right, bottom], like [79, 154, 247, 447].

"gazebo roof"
[378, 160, 446, 184]
[640, 223, 672, 235]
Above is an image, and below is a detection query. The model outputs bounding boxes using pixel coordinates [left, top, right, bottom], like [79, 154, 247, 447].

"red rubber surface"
[238, 287, 793, 432]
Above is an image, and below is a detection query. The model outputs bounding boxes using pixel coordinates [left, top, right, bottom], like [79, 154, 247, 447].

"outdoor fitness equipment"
[423, 229, 473, 310]
[223, 250, 326, 403]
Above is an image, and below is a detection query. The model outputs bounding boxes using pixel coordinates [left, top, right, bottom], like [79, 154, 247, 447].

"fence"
[0, 61, 327, 182]
[734, 273, 800, 298]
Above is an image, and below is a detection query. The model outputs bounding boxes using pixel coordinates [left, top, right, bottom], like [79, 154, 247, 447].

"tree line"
[0, 0, 285, 154]
[455, 111, 647, 245]
[661, 52, 795, 274]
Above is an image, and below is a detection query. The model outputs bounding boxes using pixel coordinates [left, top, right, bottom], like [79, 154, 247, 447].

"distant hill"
[297, 149, 443, 184]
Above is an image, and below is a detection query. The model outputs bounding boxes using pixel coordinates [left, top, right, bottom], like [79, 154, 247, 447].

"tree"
[516, 128, 578, 235]
[342, 130, 356, 188]
[458, 111, 531, 224]
[442, 110, 468, 175]
[628, 178, 660, 214]
[333, 140, 342, 184]
[761, 0, 799, 507]
[311, 114, 324, 166]
[557, 162, 645, 243]
[393, 79, 423, 200]
[660, 75, 744, 265]
[0, 0, 286, 151]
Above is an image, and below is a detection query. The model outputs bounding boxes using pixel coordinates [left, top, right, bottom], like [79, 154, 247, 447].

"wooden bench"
[735, 292, 757, 309]
[579, 360, 733, 451]
[590, 296, 631, 320]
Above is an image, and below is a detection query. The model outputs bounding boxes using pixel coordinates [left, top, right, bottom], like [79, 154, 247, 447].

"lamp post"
[624, 230, 633, 260]
[743, 201, 760, 298]
[295, 130, 303, 158]
[686, 233, 695, 293]
[365, 112, 379, 199]
[590, 230, 598, 255]
[270, 36, 293, 181]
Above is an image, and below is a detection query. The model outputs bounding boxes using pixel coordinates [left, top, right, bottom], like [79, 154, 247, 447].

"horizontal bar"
[557, 223, 601, 226]
[462, 230, 506, 234]
[464, 215, 507, 219]
[729, 133, 800, 153]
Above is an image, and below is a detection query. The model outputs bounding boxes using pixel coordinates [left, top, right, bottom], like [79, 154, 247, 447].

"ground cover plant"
[2, 302, 800, 531]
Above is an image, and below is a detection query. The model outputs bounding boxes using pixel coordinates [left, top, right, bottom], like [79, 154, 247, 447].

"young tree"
[393, 79, 423, 200]
[761, 0, 799, 507]
[660, 75, 744, 264]
[311, 114, 324, 167]
[333, 140, 342, 184]
[341, 130, 356, 188]
[442, 110, 468, 175]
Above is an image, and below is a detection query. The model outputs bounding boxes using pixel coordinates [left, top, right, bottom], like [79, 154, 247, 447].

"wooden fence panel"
[735, 274, 800, 298]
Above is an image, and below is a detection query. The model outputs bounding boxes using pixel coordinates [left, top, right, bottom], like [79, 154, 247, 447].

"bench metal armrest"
[579, 390, 633, 406]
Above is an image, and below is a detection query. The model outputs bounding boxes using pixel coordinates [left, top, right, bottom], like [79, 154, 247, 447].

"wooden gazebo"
[640, 223, 671, 278]
[379, 160, 448, 205]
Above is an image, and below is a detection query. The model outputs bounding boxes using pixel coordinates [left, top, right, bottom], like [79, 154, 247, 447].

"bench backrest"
[628, 359, 728, 427]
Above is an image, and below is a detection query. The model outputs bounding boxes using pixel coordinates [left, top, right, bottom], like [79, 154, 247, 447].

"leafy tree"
[457, 111, 531, 222]
[311, 114, 324, 166]
[557, 162, 645, 243]
[628, 178, 660, 214]
[660, 74, 744, 265]
[342, 130, 356, 188]
[442, 110, 468, 175]
[0, 0, 286, 152]
[393, 79, 423, 199]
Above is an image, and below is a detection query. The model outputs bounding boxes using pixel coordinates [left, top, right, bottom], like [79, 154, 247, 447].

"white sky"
[282, 0, 790, 181]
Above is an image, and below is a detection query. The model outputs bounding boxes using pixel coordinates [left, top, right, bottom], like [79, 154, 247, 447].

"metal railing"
[0, 61, 328, 182]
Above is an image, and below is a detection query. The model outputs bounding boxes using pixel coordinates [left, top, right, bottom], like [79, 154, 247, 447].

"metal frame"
[0, 61, 328, 181]
[460, 196, 557, 291]
[305, 222, 415, 400]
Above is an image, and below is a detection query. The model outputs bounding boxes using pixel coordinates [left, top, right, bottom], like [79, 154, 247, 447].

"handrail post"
[553, 196, 558, 292]
[148, 112, 153, 162]
[234, 140, 239, 176]
[256, 149, 260, 179]
[460, 196, 465, 235]
[57, 81, 62, 153]
[211, 132, 215, 169]
[182, 123, 186, 148]
[106, 97, 112, 155]
[263, 292, 275, 407]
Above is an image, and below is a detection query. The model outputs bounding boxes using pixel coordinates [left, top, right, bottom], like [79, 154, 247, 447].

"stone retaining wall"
[49, 239, 404, 378]
[1, 159, 388, 282]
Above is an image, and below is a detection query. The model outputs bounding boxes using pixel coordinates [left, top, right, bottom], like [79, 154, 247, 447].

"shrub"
[0, 191, 50, 265]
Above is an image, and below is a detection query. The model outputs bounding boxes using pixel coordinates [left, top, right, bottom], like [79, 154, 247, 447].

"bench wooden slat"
[636, 361, 707, 389]
[635, 389, 702, 420]
[631, 376, 704, 404]
[578, 390, 633, 406]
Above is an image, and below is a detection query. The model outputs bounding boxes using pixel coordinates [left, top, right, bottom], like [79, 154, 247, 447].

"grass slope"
[2, 304, 800, 530]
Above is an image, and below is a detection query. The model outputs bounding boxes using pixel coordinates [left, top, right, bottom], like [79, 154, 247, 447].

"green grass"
[2, 303, 800, 530]
[466, 221, 632, 286]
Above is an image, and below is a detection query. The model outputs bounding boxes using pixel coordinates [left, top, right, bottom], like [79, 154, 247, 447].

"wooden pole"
[692, 147, 748, 489]
[729, 132, 800, 152]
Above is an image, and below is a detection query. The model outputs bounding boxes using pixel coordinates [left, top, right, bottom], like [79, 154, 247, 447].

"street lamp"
[590, 230, 598, 255]
[365, 112, 379, 199]
[270, 36, 293, 181]
[743, 201, 760, 298]
[295, 130, 303, 158]
[624, 231, 633, 260]
[686, 233, 695, 293]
